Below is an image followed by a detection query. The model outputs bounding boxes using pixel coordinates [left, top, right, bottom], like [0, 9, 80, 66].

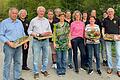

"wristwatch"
[36, 34, 42, 37]
[36, 34, 40, 37]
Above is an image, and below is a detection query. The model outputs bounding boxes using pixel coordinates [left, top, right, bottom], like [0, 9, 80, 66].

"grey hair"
[9, 7, 18, 15]
[107, 8, 114, 13]
[37, 6, 46, 12]
[54, 8, 61, 13]
[18, 9, 27, 16]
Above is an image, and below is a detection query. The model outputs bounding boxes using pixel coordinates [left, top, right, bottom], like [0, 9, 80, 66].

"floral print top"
[53, 22, 70, 51]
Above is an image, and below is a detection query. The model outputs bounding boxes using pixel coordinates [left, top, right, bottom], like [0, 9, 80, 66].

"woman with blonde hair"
[70, 10, 86, 73]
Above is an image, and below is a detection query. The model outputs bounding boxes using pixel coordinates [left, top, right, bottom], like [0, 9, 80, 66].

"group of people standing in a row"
[0, 6, 120, 80]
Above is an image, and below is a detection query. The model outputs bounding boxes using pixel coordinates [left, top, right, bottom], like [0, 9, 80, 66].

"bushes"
[0, 0, 120, 20]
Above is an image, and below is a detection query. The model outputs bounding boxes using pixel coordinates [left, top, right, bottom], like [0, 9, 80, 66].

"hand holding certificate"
[13, 36, 32, 48]
[35, 32, 53, 40]
[104, 34, 120, 41]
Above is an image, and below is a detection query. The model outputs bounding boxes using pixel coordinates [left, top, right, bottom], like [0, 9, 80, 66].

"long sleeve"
[27, 19, 34, 35]
[0, 22, 9, 43]
[47, 20, 52, 32]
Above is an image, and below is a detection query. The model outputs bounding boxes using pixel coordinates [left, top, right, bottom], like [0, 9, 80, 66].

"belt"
[33, 37, 47, 41]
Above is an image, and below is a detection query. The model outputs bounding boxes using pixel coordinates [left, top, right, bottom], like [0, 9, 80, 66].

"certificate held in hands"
[13, 36, 32, 48]
[104, 34, 114, 41]
[35, 33, 53, 40]
[104, 34, 120, 41]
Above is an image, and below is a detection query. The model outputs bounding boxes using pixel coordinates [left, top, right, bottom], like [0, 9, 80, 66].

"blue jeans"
[56, 50, 67, 74]
[87, 44, 100, 70]
[105, 41, 120, 71]
[100, 38, 107, 60]
[3, 44, 22, 80]
[68, 48, 72, 64]
[32, 39, 50, 74]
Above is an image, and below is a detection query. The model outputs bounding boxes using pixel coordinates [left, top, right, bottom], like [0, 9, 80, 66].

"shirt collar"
[37, 16, 45, 20]
[8, 18, 19, 23]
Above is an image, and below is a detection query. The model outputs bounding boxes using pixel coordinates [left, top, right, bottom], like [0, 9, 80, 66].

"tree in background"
[0, 0, 120, 20]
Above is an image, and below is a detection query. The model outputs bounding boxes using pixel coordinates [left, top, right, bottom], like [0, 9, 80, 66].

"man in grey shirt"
[28, 6, 52, 79]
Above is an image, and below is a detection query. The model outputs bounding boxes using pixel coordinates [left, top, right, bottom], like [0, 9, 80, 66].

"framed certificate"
[104, 34, 114, 41]
[13, 36, 32, 48]
[34, 35, 52, 40]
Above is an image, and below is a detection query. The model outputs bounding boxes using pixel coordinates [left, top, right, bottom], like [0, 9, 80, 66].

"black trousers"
[22, 42, 29, 67]
[71, 37, 86, 70]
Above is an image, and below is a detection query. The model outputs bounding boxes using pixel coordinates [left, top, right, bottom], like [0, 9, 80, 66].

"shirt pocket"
[5, 24, 14, 33]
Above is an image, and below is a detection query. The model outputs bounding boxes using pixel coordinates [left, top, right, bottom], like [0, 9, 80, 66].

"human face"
[89, 17, 95, 24]
[59, 15, 65, 22]
[37, 8, 45, 18]
[103, 13, 108, 18]
[55, 9, 61, 17]
[47, 11, 54, 20]
[65, 12, 71, 19]
[83, 13, 87, 19]
[75, 13, 81, 21]
[91, 10, 96, 17]
[20, 10, 27, 19]
[9, 9, 18, 21]
[107, 10, 114, 18]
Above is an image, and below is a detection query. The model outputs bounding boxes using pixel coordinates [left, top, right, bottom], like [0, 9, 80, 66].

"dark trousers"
[71, 37, 86, 70]
[85, 45, 89, 67]
[22, 42, 29, 67]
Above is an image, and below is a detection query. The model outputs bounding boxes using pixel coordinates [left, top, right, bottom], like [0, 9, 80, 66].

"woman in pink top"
[70, 10, 87, 73]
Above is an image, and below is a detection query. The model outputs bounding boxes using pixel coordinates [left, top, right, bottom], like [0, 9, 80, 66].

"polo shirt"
[103, 16, 120, 34]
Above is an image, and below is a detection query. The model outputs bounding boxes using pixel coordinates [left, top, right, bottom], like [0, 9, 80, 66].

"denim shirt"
[0, 18, 25, 43]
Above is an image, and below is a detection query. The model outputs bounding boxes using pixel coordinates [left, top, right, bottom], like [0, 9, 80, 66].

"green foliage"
[0, 0, 120, 20]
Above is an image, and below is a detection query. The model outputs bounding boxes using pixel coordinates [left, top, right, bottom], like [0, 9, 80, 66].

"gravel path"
[0, 42, 119, 80]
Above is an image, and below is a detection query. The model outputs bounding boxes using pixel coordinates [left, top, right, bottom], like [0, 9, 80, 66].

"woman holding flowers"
[85, 16, 102, 75]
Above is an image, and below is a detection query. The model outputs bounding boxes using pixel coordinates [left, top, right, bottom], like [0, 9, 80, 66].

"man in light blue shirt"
[0, 7, 27, 80]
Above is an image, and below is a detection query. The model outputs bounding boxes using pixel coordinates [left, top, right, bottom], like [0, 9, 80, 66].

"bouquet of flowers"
[86, 29, 100, 40]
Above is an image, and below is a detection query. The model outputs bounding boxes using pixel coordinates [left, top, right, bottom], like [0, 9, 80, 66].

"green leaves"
[1, 0, 120, 20]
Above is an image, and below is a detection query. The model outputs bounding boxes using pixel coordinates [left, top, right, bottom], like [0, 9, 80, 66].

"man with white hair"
[18, 9, 30, 71]
[103, 8, 120, 77]
[0, 7, 27, 80]
[28, 6, 52, 79]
